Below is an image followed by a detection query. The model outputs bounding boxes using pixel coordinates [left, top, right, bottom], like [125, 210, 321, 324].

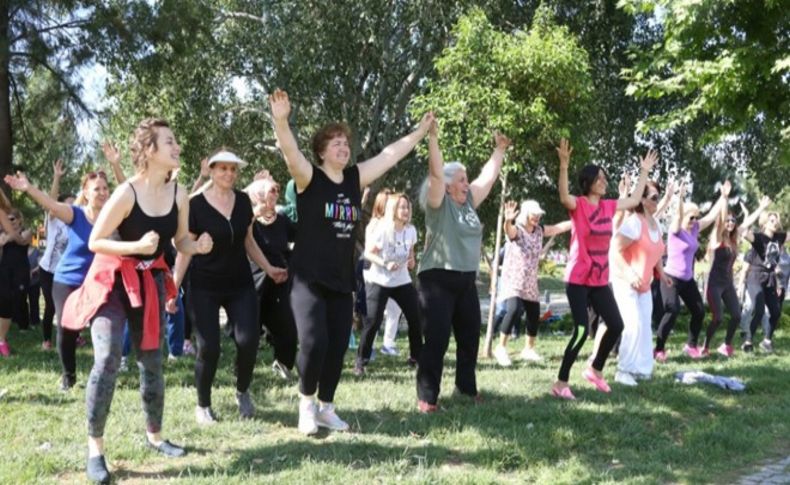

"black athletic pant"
[704, 280, 741, 347]
[259, 276, 297, 369]
[558, 283, 624, 382]
[499, 297, 540, 338]
[747, 281, 782, 341]
[650, 278, 663, 330]
[416, 269, 481, 405]
[190, 285, 259, 408]
[39, 269, 56, 342]
[52, 281, 80, 381]
[655, 275, 706, 351]
[290, 275, 353, 403]
[357, 281, 423, 364]
[182, 277, 193, 341]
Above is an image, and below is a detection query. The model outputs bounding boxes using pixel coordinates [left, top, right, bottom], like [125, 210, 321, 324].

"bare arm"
[171, 250, 192, 290]
[655, 179, 675, 218]
[189, 158, 210, 194]
[269, 89, 314, 191]
[102, 142, 126, 184]
[613, 173, 631, 230]
[244, 224, 287, 283]
[426, 120, 445, 210]
[557, 139, 576, 211]
[740, 196, 771, 242]
[698, 180, 732, 232]
[4, 172, 74, 224]
[469, 133, 510, 209]
[670, 183, 686, 234]
[502, 201, 519, 240]
[544, 220, 572, 237]
[87, 184, 144, 255]
[173, 185, 213, 256]
[49, 159, 64, 199]
[616, 150, 658, 211]
[358, 112, 433, 189]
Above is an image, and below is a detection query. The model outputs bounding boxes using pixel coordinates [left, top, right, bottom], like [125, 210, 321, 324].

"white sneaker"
[119, 356, 129, 372]
[298, 399, 319, 435]
[195, 406, 218, 425]
[316, 403, 350, 431]
[519, 347, 543, 362]
[380, 346, 399, 357]
[614, 371, 638, 387]
[493, 345, 512, 367]
[272, 360, 292, 381]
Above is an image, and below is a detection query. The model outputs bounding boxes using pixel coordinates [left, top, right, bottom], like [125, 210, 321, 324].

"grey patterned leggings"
[86, 272, 166, 437]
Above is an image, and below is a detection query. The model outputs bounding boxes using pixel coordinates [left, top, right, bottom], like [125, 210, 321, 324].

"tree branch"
[10, 19, 91, 44]
[8, 51, 92, 115]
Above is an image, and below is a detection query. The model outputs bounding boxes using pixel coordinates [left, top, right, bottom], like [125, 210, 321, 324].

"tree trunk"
[0, 2, 12, 198]
[482, 172, 507, 358]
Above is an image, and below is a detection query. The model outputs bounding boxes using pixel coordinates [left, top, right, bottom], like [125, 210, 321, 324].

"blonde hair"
[244, 178, 279, 206]
[129, 118, 170, 172]
[759, 211, 782, 230]
[74, 171, 108, 206]
[380, 193, 414, 246]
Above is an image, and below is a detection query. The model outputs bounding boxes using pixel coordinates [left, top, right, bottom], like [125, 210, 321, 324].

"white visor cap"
[208, 151, 248, 168]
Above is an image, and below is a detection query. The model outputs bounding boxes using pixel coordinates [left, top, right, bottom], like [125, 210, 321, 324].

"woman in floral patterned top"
[494, 200, 571, 367]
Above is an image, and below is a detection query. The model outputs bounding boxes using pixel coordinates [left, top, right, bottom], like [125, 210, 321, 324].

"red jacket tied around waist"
[61, 253, 176, 351]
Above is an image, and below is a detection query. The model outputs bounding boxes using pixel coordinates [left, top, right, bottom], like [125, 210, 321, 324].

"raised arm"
[544, 220, 572, 237]
[269, 89, 314, 191]
[4, 172, 74, 224]
[698, 180, 731, 232]
[616, 149, 658, 211]
[655, 179, 675, 219]
[102, 141, 126, 184]
[670, 183, 686, 234]
[358, 112, 433, 189]
[49, 159, 64, 199]
[425, 119, 445, 210]
[613, 172, 631, 230]
[502, 201, 519, 240]
[557, 139, 576, 211]
[469, 132, 510, 209]
[741, 196, 771, 243]
[190, 158, 210, 195]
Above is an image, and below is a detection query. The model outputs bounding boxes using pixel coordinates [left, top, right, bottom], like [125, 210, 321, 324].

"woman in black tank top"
[269, 89, 434, 436]
[78, 118, 214, 483]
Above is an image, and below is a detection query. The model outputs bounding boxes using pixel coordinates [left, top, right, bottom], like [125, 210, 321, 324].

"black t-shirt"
[188, 190, 254, 290]
[748, 232, 787, 286]
[250, 215, 295, 289]
[291, 165, 361, 293]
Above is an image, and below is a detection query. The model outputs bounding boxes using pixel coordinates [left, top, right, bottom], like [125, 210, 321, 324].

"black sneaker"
[741, 341, 754, 353]
[86, 455, 110, 484]
[236, 391, 255, 419]
[353, 362, 365, 376]
[146, 439, 186, 458]
[60, 374, 76, 392]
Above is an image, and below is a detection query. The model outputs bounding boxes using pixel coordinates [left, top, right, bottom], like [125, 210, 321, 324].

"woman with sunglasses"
[4, 168, 110, 386]
[654, 182, 728, 360]
[0, 198, 27, 356]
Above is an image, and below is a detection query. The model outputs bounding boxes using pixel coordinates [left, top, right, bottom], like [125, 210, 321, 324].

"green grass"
[1, 310, 788, 484]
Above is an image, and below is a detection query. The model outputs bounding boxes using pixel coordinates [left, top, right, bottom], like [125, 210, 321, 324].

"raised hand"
[556, 139, 572, 168]
[4, 171, 31, 192]
[417, 112, 435, 137]
[640, 149, 659, 171]
[679, 182, 687, 200]
[428, 118, 439, 137]
[618, 173, 632, 198]
[269, 89, 291, 122]
[196, 232, 213, 254]
[504, 200, 519, 221]
[495, 132, 512, 151]
[758, 195, 772, 209]
[137, 230, 160, 256]
[53, 159, 65, 178]
[102, 141, 121, 165]
[665, 179, 676, 197]
[720, 180, 732, 197]
[254, 169, 272, 182]
[199, 157, 210, 179]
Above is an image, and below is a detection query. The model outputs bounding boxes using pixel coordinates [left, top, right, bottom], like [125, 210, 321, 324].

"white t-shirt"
[363, 224, 418, 287]
[618, 213, 661, 243]
[39, 215, 69, 273]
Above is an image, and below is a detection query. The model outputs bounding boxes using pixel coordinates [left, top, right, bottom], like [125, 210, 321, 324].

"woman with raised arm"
[269, 89, 433, 435]
[702, 193, 769, 356]
[552, 139, 658, 400]
[0, 197, 26, 356]
[3, 168, 109, 389]
[494, 200, 571, 366]
[59, 119, 213, 484]
[654, 181, 728, 361]
[609, 181, 671, 386]
[416, 121, 511, 412]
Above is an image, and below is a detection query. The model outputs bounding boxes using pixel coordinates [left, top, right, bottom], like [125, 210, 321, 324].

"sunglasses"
[688, 215, 698, 221]
[726, 218, 737, 223]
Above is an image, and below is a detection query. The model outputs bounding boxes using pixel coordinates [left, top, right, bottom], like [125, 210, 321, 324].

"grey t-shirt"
[418, 193, 483, 273]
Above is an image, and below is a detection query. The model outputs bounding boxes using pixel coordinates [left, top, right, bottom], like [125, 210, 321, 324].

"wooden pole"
[483, 171, 507, 358]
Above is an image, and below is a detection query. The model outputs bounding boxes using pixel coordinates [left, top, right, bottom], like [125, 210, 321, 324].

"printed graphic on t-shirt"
[324, 193, 360, 238]
[764, 241, 781, 269]
[458, 204, 482, 229]
[586, 205, 613, 281]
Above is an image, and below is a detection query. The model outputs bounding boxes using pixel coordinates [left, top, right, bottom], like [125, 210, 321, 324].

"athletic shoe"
[76, 336, 87, 347]
[236, 391, 255, 419]
[0, 340, 10, 357]
[380, 346, 400, 357]
[195, 406, 218, 425]
[759, 340, 773, 353]
[271, 360, 292, 380]
[493, 345, 512, 367]
[119, 356, 129, 372]
[551, 386, 576, 400]
[407, 357, 418, 368]
[519, 347, 543, 362]
[417, 399, 438, 413]
[683, 344, 701, 359]
[614, 371, 638, 387]
[41, 340, 52, 351]
[699, 347, 710, 358]
[86, 455, 110, 484]
[352, 362, 365, 376]
[653, 350, 668, 363]
[167, 353, 178, 362]
[182, 340, 196, 356]
[316, 403, 349, 431]
[298, 399, 319, 435]
[145, 438, 186, 457]
[582, 368, 611, 393]
[741, 341, 754, 353]
[717, 344, 734, 357]
[60, 373, 76, 392]
[633, 373, 652, 381]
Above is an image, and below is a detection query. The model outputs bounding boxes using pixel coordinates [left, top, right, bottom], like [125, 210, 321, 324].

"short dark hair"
[578, 164, 606, 196]
[311, 123, 352, 166]
[635, 181, 662, 214]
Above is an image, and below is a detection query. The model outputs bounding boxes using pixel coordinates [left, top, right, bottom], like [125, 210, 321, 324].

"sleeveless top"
[117, 182, 179, 260]
[708, 244, 736, 286]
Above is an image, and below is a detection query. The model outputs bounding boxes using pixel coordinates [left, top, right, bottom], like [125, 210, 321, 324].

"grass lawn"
[1, 309, 788, 484]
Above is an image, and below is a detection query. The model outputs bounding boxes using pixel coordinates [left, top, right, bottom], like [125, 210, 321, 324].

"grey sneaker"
[759, 339, 773, 353]
[271, 360, 292, 381]
[236, 391, 255, 419]
[316, 403, 349, 431]
[119, 356, 129, 372]
[195, 406, 218, 425]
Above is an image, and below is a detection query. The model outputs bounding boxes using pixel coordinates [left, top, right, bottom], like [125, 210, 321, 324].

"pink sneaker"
[699, 347, 710, 358]
[717, 344, 734, 358]
[0, 340, 9, 357]
[582, 368, 611, 393]
[654, 350, 667, 363]
[42, 340, 53, 351]
[551, 386, 576, 400]
[683, 344, 701, 359]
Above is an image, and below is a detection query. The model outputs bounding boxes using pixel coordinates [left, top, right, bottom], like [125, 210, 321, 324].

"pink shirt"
[565, 197, 618, 287]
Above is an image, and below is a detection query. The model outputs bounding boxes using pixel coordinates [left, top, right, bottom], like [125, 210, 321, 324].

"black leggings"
[416, 269, 481, 405]
[290, 275, 353, 403]
[190, 285, 259, 408]
[357, 281, 423, 364]
[655, 275, 706, 350]
[558, 283, 624, 382]
[52, 281, 81, 381]
[499, 297, 540, 338]
[704, 280, 741, 347]
[38, 268, 57, 339]
[259, 276, 298, 369]
[747, 281, 782, 341]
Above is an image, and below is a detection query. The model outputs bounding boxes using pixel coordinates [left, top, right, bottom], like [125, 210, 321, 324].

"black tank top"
[708, 244, 735, 285]
[117, 182, 179, 260]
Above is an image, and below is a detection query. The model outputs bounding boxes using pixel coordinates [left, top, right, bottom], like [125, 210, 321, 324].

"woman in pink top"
[610, 181, 671, 386]
[552, 139, 658, 400]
